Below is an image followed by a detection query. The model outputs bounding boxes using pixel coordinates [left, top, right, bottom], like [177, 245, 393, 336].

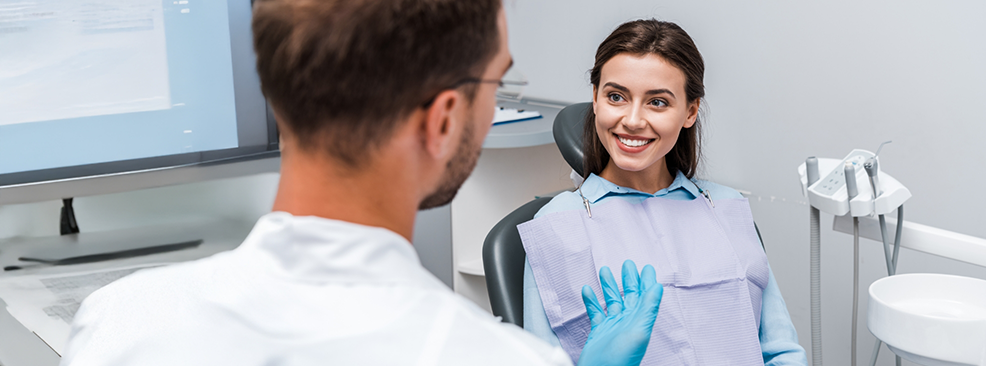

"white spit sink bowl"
[869, 273, 986, 366]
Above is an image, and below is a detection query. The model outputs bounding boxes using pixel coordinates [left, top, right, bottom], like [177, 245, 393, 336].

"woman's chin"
[610, 159, 653, 174]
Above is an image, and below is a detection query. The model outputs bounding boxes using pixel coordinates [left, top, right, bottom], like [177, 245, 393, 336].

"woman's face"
[593, 53, 699, 176]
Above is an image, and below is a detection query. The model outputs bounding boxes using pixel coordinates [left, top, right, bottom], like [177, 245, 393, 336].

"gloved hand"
[576, 260, 663, 366]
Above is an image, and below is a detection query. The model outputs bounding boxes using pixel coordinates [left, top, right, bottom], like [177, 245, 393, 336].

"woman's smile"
[614, 133, 655, 152]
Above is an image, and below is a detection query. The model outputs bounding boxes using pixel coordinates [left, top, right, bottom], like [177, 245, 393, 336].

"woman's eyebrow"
[602, 82, 630, 94]
[644, 88, 675, 99]
[603, 82, 676, 99]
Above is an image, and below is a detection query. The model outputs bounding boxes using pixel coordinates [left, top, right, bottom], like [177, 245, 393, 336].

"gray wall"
[505, 1, 986, 365]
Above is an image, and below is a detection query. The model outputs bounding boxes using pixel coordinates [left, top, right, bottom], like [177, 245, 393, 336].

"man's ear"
[683, 99, 700, 129]
[421, 89, 463, 159]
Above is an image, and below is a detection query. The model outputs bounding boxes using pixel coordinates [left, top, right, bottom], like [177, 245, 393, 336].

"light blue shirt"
[522, 172, 808, 365]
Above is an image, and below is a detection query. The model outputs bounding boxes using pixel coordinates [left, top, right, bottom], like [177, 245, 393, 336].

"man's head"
[253, 0, 502, 164]
[254, 0, 510, 211]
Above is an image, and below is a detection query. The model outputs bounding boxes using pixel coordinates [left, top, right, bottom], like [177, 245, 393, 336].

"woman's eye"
[608, 93, 624, 103]
[650, 99, 668, 107]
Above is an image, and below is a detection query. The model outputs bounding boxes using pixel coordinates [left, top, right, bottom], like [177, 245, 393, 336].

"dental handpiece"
[845, 162, 859, 200]
[864, 157, 881, 198]
[806, 157, 820, 186]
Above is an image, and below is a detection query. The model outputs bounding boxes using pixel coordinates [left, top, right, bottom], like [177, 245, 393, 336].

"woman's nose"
[621, 105, 647, 131]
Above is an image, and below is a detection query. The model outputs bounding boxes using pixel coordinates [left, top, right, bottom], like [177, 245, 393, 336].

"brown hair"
[583, 19, 705, 179]
[253, 0, 502, 166]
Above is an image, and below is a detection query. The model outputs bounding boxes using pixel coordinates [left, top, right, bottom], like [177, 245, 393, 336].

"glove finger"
[640, 264, 658, 292]
[639, 279, 664, 321]
[599, 266, 624, 315]
[636, 265, 662, 324]
[621, 260, 641, 308]
[581, 285, 606, 327]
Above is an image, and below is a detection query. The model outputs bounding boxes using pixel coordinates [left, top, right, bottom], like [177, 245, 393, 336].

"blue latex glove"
[576, 260, 663, 366]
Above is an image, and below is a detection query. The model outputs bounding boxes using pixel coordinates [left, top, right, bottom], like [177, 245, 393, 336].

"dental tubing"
[870, 205, 904, 366]
[805, 150, 906, 366]
[845, 162, 860, 366]
[865, 157, 905, 366]
[805, 157, 823, 366]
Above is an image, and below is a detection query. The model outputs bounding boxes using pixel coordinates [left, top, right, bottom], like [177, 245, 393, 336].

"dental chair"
[482, 102, 764, 327]
[482, 102, 590, 327]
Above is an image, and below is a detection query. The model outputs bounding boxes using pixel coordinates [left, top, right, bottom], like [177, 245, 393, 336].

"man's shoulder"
[435, 294, 571, 365]
[86, 252, 229, 303]
[279, 289, 572, 366]
[71, 249, 244, 340]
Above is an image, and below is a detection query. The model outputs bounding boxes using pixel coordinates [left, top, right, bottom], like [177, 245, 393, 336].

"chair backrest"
[482, 196, 553, 326]
[552, 102, 592, 176]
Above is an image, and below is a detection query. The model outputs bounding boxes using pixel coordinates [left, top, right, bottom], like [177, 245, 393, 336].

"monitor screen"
[0, 0, 277, 197]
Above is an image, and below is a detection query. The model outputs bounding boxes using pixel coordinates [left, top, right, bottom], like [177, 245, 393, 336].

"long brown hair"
[583, 19, 705, 179]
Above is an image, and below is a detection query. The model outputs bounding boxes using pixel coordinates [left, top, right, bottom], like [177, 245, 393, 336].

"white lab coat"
[60, 212, 571, 366]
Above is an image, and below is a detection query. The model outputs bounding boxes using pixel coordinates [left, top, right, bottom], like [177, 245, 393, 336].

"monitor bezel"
[0, 0, 280, 206]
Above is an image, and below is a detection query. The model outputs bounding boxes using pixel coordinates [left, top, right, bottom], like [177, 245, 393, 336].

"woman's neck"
[599, 159, 675, 194]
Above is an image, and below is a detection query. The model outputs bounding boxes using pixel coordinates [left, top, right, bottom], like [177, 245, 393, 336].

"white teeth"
[618, 136, 651, 147]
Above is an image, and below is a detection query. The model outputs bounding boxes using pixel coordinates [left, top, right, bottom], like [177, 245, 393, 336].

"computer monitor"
[0, 0, 279, 206]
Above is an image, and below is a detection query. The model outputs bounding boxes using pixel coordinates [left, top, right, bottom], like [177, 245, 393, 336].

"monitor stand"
[59, 198, 80, 236]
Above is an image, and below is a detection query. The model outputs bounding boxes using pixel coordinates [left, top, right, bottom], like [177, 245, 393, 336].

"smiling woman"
[582, 20, 705, 188]
[592, 53, 699, 192]
[518, 19, 809, 365]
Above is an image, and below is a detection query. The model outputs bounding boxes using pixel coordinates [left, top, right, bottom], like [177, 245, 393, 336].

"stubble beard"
[418, 120, 481, 210]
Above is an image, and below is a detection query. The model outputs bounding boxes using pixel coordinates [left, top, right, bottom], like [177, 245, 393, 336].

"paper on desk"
[493, 106, 541, 125]
[0, 264, 165, 356]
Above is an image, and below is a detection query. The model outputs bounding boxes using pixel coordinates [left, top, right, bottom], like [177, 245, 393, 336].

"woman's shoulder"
[533, 190, 584, 219]
[691, 178, 745, 200]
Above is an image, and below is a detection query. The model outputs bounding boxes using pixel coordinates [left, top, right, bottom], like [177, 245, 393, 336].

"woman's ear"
[683, 99, 700, 128]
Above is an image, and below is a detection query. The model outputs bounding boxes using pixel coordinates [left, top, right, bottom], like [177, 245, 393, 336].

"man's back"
[60, 213, 570, 366]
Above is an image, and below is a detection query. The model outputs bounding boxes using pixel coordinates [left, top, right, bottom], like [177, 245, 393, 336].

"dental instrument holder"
[798, 148, 912, 366]
[798, 149, 911, 218]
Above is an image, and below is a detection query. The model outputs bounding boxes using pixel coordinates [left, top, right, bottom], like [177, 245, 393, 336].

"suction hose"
[806, 157, 823, 366]
[845, 163, 860, 366]
[869, 205, 905, 366]
[867, 155, 905, 366]
[810, 206, 822, 365]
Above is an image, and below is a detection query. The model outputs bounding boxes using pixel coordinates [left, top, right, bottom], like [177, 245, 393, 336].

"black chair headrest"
[552, 102, 592, 177]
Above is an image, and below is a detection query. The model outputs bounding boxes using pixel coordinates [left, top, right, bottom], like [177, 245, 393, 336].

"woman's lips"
[615, 133, 654, 153]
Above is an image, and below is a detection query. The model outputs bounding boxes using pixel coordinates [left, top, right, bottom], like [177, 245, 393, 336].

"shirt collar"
[578, 170, 702, 203]
[237, 212, 445, 288]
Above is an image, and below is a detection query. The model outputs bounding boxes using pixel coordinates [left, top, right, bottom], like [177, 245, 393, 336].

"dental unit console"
[799, 145, 986, 366]
[799, 143, 916, 366]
